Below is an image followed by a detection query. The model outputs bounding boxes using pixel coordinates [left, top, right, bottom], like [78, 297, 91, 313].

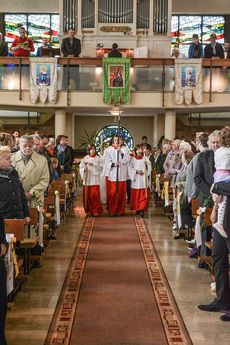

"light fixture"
[110, 109, 123, 116]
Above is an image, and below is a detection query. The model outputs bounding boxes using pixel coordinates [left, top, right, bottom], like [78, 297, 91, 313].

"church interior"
[1, 1, 230, 345]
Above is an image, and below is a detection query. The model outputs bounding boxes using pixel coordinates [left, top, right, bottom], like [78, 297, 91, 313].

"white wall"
[173, 0, 230, 14]
[0, 0, 59, 13]
[74, 115, 154, 149]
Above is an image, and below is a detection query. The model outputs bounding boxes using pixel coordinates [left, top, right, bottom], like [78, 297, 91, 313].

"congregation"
[1, 127, 230, 344]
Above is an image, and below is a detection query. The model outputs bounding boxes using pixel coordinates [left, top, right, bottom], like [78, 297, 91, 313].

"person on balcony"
[36, 37, 52, 57]
[10, 27, 34, 57]
[61, 28, 81, 90]
[204, 33, 224, 59]
[108, 43, 122, 58]
[188, 34, 203, 59]
[171, 47, 187, 59]
[0, 32, 8, 57]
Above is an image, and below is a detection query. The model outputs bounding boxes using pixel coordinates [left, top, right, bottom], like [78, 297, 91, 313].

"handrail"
[1, 57, 230, 67]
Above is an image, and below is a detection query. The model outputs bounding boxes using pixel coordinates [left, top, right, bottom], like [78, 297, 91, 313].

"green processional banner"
[103, 57, 130, 104]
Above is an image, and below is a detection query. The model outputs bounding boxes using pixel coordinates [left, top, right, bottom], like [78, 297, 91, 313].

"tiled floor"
[5, 198, 230, 345]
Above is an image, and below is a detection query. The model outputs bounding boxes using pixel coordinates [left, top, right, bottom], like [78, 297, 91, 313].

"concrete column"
[55, 109, 66, 138]
[133, 0, 137, 36]
[77, 0, 82, 35]
[66, 113, 73, 146]
[167, 0, 172, 36]
[164, 110, 176, 140]
[153, 114, 165, 147]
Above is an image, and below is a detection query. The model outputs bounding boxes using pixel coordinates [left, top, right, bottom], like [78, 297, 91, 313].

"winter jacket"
[0, 167, 30, 219]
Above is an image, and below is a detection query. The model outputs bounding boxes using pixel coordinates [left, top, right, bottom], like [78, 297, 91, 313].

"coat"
[0, 42, 8, 57]
[0, 211, 8, 257]
[53, 145, 74, 174]
[204, 43, 224, 59]
[0, 167, 30, 219]
[11, 151, 49, 206]
[61, 37, 81, 57]
[194, 149, 215, 207]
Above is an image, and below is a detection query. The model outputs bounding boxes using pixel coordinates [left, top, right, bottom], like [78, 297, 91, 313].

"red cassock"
[83, 185, 103, 215]
[107, 181, 127, 215]
[130, 188, 149, 211]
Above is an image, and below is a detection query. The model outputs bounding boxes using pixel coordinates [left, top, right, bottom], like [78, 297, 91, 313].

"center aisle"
[70, 213, 168, 345]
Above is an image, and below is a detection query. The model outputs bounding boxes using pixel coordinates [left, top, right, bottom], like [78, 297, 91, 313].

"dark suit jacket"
[194, 149, 215, 207]
[61, 37, 81, 57]
[204, 43, 224, 58]
[0, 211, 8, 257]
[108, 50, 122, 57]
[0, 41, 8, 57]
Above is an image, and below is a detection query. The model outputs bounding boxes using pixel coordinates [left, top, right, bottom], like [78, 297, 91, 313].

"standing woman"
[129, 145, 152, 217]
[0, 210, 8, 345]
[80, 144, 103, 216]
[54, 135, 73, 174]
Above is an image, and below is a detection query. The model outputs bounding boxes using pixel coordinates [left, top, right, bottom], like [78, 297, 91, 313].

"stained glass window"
[4, 14, 27, 44]
[4, 14, 60, 55]
[202, 16, 224, 44]
[94, 124, 134, 156]
[171, 15, 225, 56]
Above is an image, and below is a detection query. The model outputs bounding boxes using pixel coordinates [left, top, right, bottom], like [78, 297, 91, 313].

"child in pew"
[212, 127, 230, 238]
[51, 157, 60, 181]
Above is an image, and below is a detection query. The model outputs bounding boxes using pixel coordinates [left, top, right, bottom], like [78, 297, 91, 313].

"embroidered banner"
[175, 59, 202, 105]
[103, 57, 130, 104]
[30, 57, 57, 104]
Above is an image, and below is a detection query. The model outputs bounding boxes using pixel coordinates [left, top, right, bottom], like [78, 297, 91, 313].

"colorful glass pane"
[4, 14, 60, 54]
[171, 15, 225, 57]
[4, 14, 27, 43]
[202, 16, 224, 44]
[94, 124, 134, 156]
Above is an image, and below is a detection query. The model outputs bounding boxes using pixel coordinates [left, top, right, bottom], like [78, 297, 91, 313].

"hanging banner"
[103, 57, 130, 104]
[175, 59, 202, 106]
[30, 57, 57, 104]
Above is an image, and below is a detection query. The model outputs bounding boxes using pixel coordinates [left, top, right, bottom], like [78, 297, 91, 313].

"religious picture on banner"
[36, 63, 51, 86]
[108, 65, 124, 88]
[181, 65, 196, 88]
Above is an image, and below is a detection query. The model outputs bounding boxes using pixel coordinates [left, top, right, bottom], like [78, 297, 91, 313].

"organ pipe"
[98, 0, 133, 24]
[153, 0, 168, 34]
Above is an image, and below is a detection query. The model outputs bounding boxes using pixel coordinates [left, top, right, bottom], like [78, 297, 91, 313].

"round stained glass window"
[94, 124, 134, 156]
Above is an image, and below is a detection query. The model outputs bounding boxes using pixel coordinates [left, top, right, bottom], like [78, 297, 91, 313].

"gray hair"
[163, 144, 171, 152]
[46, 137, 55, 147]
[179, 141, 191, 151]
[20, 135, 34, 144]
[32, 134, 42, 143]
[208, 130, 221, 149]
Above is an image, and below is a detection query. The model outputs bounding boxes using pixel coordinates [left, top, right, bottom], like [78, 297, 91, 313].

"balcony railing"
[0, 58, 230, 101]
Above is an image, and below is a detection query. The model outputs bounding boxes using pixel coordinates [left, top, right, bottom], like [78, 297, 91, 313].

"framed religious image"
[181, 65, 196, 88]
[108, 65, 124, 88]
[35, 63, 51, 86]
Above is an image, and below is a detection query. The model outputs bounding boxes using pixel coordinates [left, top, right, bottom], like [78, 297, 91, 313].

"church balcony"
[0, 57, 230, 112]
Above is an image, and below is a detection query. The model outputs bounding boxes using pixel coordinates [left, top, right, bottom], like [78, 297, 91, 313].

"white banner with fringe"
[175, 59, 202, 106]
[30, 57, 57, 104]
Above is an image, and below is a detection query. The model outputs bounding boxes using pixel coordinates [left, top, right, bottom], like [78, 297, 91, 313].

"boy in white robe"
[129, 144, 152, 217]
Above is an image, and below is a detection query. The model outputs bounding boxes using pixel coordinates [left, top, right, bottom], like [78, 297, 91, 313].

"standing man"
[0, 211, 8, 345]
[108, 43, 122, 57]
[141, 136, 152, 151]
[11, 135, 49, 208]
[36, 37, 52, 57]
[10, 27, 34, 56]
[106, 135, 129, 216]
[204, 33, 224, 59]
[61, 28, 81, 89]
[0, 32, 8, 56]
[188, 34, 203, 58]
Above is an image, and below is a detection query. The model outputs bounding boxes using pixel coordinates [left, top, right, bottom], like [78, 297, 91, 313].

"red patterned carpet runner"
[45, 213, 192, 345]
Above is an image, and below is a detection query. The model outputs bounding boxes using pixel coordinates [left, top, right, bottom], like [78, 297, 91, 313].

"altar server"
[106, 135, 130, 216]
[80, 144, 103, 216]
[129, 145, 152, 217]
